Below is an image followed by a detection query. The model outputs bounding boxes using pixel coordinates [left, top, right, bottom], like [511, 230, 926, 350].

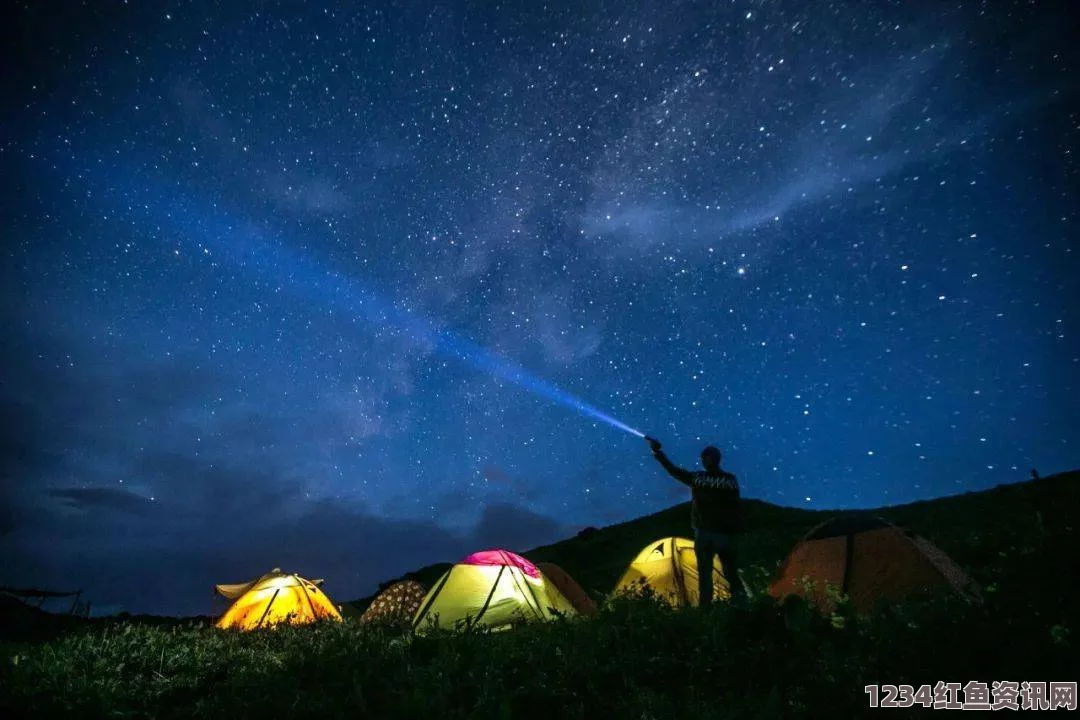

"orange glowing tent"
[768, 515, 983, 614]
[215, 568, 343, 630]
[535, 562, 596, 616]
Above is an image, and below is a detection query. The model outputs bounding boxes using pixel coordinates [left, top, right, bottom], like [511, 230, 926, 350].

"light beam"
[93, 166, 644, 438]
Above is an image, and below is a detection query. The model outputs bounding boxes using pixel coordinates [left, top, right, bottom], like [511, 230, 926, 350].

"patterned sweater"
[653, 450, 742, 534]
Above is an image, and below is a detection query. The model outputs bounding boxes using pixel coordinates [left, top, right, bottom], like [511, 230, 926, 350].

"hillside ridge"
[347, 468, 1079, 611]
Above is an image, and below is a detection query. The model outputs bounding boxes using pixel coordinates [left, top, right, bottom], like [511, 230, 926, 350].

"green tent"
[413, 556, 577, 634]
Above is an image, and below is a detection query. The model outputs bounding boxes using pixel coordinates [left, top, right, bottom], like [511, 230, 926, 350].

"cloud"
[262, 172, 352, 214]
[471, 274, 606, 372]
[481, 465, 520, 488]
[526, 288, 605, 367]
[47, 487, 154, 515]
[132, 451, 303, 519]
[578, 202, 683, 256]
[574, 34, 1056, 271]
[170, 75, 353, 216]
[713, 43, 954, 236]
[469, 502, 567, 552]
[3, 392, 572, 616]
[0, 485, 572, 616]
[0, 392, 62, 485]
[0, 291, 420, 492]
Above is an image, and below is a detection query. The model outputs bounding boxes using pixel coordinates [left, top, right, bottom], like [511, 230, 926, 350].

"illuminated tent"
[535, 561, 596, 616]
[413, 550, 577, 633]
[215, 569, 343, 630]
[768, 515, 983, 614]
[462, 549, 542, 578]
[461, 550, 597, 615]
[614, 537, 739, 607]
[359, 580, 427, 625]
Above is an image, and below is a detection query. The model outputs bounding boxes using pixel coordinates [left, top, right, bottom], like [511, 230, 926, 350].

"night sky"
[2, 1, 1077, 617]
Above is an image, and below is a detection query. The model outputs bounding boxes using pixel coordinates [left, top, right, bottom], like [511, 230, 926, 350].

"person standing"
[646, 436, 746, 608]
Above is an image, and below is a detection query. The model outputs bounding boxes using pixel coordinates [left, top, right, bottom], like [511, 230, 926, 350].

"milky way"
[2, 0, 1077, 615]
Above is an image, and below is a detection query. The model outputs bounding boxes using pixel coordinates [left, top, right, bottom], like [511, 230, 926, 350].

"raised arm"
[645, 436, 695, 485]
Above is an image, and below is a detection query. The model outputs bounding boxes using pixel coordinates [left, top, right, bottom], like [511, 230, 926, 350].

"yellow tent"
[614, 537, 736, 607]
[412, 561, 577, 634]
[215, 568, 343, 630]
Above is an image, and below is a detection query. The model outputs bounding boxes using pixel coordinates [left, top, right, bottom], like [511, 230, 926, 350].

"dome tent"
[614, 536, 742, 607]
[768, 514, 983, 614]
[215, 568, 343, 630]
[412, 549, 577, 634]
[536, 561, 597, 616]
[461, 549, 542, 578]
[359, 580, 427, 625]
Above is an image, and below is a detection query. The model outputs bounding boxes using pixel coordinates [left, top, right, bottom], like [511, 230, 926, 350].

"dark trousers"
[694, 528, 746, 607]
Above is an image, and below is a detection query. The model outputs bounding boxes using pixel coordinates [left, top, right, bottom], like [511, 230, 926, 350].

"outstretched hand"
[645, 436, 663, 453]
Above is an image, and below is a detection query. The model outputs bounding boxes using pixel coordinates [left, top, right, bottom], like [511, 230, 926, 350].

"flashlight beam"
[432, 329, 645, 438]
[84, 163, 644, 439]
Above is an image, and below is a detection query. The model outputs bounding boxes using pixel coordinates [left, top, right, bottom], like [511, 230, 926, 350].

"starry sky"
[2, 1, 1077, 617]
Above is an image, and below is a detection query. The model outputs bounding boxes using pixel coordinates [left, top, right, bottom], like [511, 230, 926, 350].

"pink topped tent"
[461, 549, 541, 579]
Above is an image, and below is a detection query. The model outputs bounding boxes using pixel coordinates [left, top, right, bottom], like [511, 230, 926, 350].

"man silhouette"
[645, 436, 746, 608]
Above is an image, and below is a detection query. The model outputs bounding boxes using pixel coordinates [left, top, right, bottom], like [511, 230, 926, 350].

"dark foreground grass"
[3, 472, 1077, 719]
[2, 569, 1076, 718]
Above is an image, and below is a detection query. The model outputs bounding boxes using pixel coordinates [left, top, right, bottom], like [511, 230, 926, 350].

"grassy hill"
[348, 497, 823, 612]
[2, 469, 1077, 719]
[351, 469, 1078, 612]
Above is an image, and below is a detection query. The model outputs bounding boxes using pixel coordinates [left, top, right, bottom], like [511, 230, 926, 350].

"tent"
[768, 514, 983, 614]
[462, 549, 542, 578]
[614, 537, 738, 607]
[359, 580, 427, 625]
[536, 561, 596, 616]
[461, 550, 595, 616]
[215, 569, 343, 630]
[413, 549, 577, 633]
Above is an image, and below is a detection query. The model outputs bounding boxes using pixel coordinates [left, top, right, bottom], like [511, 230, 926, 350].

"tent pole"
[256, 588, 281, 628]
[413, 568, 454, 629]
[299, 578, 320, 619]
[474, 565, 505, 624]
[507, 566, 544, 619]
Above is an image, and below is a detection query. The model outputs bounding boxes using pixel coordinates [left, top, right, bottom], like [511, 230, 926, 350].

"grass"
[2, 470, 1077, 719]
